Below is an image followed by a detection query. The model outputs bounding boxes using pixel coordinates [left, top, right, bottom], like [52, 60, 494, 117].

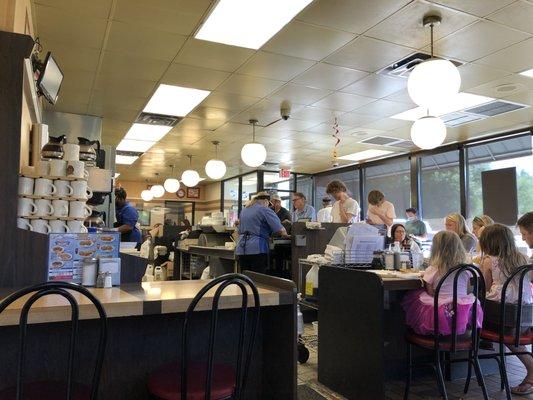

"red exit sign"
[279, 169, 291, 179]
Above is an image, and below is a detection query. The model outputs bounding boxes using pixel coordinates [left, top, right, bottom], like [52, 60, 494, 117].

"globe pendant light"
[407, 15, 461, 108]
[205, 140, 227, 180]
[411, 114, 447, 150]
[164, 164, 180, 193]
[141, 180, 154, 201]
[241, 119, 267, 168]
[150, 173, 165, 198]
[181, 155, 200, 187]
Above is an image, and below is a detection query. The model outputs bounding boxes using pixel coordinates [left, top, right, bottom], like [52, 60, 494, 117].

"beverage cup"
[34, 199, 54, 217]
[34, 178, 57, 196]
[18, 198, 36, 217]
[49, 159, 67, 177]
[52, 199, 69, 217]
[49, 219, 70, 233]
[31, 219, 51, 234]
[18, 176, 34, 195]
[69, 201, 91, 218]
[54, 180, 74, 197]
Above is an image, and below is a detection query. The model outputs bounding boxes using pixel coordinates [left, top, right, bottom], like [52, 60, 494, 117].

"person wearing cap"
[317, 197, 333, 223]
[271, 194, 291, 223]
[114, 187, 142, 245]
[326, 180, 360, 223]
[236, 192, 289, 274]
[291, 192, 316, 222]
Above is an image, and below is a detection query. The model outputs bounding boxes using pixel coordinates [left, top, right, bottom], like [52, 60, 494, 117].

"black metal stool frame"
[404, 264, 489, 400]
[0, 281, 108, 400]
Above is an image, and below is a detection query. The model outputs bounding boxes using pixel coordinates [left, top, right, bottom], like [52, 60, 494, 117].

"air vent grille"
[135, 112, 182, 127]
[392, 140, 416, 149]
[441, 112, 486, 127]
[464, 100, 526, 117]
[379, 52, 463, 79]
[116, 150, 143, 157]
[360, 136, 402, 146]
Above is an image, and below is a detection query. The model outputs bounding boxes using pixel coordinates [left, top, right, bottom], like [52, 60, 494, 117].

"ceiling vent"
[116, 150, 143, 157]
[135, 112, 182, 127]
[379, 52, 463, 79]
[441, 112, 486, 127]
[360, 136, 405, 146]
[391, 139, 416, 149]
[463, 100, 527, 117]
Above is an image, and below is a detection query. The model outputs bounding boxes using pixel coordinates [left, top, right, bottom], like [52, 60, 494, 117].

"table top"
[0, 279, 294, 327]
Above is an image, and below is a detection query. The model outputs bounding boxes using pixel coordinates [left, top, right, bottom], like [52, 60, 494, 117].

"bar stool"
[465, 264, 533, 400]
[403, 264, 489, 400]
[147, 273, 260, 400]
[0, 281, 108, 400]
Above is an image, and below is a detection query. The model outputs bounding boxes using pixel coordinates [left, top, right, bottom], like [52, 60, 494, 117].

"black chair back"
[433, 264, 485, 353]
[181, 273, 260, 400]
[0, 281, 107, 400]
[499, 263, 533, 347]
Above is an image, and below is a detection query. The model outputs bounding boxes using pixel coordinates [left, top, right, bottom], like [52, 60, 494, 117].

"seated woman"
[387, 223, 412, 251]
[471, 215, 494, 264]
[445, 213, 477, 253]
[402, 231, 483, 336]
[479, 224, 533, 396]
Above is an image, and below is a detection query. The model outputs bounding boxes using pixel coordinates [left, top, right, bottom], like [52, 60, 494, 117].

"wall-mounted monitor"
[37, 52, 63, 105]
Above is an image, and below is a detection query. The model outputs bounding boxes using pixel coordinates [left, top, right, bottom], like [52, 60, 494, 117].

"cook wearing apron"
[236, 192, 287, 274]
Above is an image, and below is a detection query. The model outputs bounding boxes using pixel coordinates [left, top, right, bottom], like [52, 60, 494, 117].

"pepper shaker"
[104, 272, 112, 288]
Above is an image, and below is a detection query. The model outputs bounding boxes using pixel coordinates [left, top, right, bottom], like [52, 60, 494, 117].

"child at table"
[402, 231, 483, 335]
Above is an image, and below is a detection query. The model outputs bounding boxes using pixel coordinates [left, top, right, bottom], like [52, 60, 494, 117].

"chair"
[403, 264, 489, 400]
[465, 264, 533, 400]
[0, 281, 108, 400]
[147, 273, 260, 400]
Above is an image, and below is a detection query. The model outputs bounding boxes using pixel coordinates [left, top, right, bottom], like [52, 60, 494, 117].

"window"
[223, 178, 239, 226]
[420, 150, 460, 233]
[296, 175, 313, 206]
[364, 159, 410, 221]
[314, 170, 359, 209]
[264, 171, 292, 191]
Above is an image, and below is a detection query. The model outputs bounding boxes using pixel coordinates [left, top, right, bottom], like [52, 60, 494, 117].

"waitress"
[114, 188, 142, 246]
[236, 192, 288, 274]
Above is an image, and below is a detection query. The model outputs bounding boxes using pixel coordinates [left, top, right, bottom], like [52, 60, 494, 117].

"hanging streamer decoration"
[332, 117, 340, 160]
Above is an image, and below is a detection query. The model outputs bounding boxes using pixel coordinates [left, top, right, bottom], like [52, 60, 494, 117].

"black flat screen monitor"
[37, 52, 63, 104]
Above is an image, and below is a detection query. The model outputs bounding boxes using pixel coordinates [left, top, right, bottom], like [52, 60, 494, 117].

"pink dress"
[402, 265, 484, 335]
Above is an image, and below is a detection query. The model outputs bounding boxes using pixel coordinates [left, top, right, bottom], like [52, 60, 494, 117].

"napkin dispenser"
[98, 257, 121, 286]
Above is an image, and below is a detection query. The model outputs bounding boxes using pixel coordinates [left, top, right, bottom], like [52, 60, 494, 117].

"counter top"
[0, 276, 295, 327]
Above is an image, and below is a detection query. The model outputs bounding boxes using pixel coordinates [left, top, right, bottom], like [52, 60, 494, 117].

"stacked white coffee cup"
[18, 142, 93, 234]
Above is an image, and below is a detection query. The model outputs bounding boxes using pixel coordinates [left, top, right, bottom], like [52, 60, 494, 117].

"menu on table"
[47, 232, 120, 283]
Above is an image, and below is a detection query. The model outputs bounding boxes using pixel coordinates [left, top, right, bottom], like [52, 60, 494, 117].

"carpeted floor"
[298, 384, 328, 400]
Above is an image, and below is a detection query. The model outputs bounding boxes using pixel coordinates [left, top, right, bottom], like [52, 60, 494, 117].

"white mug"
[71, 180, 93, 199]
[49, 219, 70, 233]
[34, 199, 54, 217]
[67, 220, 88, 233]
[63, 143, 80, 162]
[34, 178, 57, 196]
[17, 217, 33, 230]
[49, 159, 67, 177]
[18, 176, 34, 195]
[54, 180, 74, 197]
[31, 219, 51, 234]
[52, 199, 69, 217]
[66, 161, 88, 179]
[69, 201, 91, 218]
[21, 165, 35, 176]
[18, 198, 36, 217]
[36, 160, 50, 176]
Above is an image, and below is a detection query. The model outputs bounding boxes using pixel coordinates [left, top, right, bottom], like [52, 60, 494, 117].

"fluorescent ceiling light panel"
[124, 123, 172, 142]
[143, 84, 210, 117]
[339, 149, 393, 161]
[195, 0, 313, 49]
[390, 92, 495, 121]
[115, 155, 139, 165]
[519, 68, 533, 78]
[116, 139, 155, 153]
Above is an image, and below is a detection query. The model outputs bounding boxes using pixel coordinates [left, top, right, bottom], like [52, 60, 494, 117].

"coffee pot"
[41, 135, 65, 160]
[78, 137, 100, 166]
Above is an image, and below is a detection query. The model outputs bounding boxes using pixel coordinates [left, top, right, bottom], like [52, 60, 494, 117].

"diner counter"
[187, 244, 236, 260]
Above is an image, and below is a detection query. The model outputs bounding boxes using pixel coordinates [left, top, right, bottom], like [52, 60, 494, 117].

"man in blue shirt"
[236, 192, 288, 274]
[291, 192, 317, 222]
[114, 188, 142, 245]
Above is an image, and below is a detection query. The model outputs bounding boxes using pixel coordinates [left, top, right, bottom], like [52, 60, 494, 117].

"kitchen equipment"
[31, 219, 51, 234]
[34, 178, 57, 196]
[81, 258, 98, 286]
[63, 143, 80, 161]
[86, 210, 105, 227]
[18, 176, 34, 195]
[54, 180, 73, 196]
[78, 137, 100, 166]
[66, 160, 88, 179]
[34, 199, 54, 217]
[18, 198, 36, 217]
[41, 135, 65, 160]
[52, 199, 69, 217]
[49, 159, 67, 177]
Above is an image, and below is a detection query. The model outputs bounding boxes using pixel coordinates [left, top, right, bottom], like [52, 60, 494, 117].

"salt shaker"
[96, 272, 105, 288]
[104, 272, 112, 288]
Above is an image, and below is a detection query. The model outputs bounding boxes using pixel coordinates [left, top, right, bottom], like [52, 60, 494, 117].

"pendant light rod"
[211, 140, 220, 158]
[249, 119, 258, 142]
[187, 154, 193, 166]
[423, 15, 441, 58]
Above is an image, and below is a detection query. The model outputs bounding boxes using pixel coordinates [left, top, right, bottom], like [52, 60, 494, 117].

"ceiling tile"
[188, 106, 237, 123]
[336, 112, 381, 127]
[433, 20, 530, 62]
[88, 105, 139, 122]
[488, 1, 533, 34]
[41, 40, 100, 72]
[161, 64, 230, 91]
[171, 117, 223, 132]
[306, 122, 356, 136]
[365, 1, 477, 49]
[238, 52, 315, 81]
[92, 76, 157, 98]
[292, 63, 368, 91]
[325, 36, 412, 72]
[340, 74, 406, 98]
[384, 88, 416, 104]
[291, 106, 340, 124]
[427, 0, 516, 17]
[59, 68, 96, 91]
[362, 118, 412, 131]
[173, 39, 254, 72]
[90, 89, 146, 111]
[34, 0, 113, 19]
[467, 74, 533, 98]
[312, 92, 376, 112]
[230, 99, 302, 126]
[458, 63, 511, 90]
[217, 74, 285, 98]
[296, 0, 411, 34]
[106, 21, 186, 61]
[262, 21, 356, 61]
[351, 99, 414, 117]
[200, 91, 261, 111]
[99, 51, 170, 81]
[269, 84, 332, 105]
[475, 37, 533, 73]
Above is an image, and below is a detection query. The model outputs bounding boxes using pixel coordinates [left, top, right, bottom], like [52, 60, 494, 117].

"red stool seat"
[406, 330, 474, 351]
[148, 362, 236, 400]
[480, 328, 533, 346]
[0, 381, 90, 400]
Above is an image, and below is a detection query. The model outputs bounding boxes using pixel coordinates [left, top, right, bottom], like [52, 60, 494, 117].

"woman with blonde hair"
[472, 215, 494, 238]
[445, 213, 477, 253]
[402, 231, 483, 335]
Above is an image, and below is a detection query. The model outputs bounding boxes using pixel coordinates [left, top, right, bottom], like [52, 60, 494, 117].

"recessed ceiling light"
[390, 92, 495, 121]
[117, 139, 155, 153]
[125, 123, 172, 142]
[115, 155, 139, 165]
[519, 68, 533, 78]
[143, 84, 210, 117]
[339, 149, 393, 161]
[195, 0, 313, 49]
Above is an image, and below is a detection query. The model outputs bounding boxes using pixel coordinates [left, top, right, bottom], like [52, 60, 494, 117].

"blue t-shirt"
[236, 203, 283, 255]
[116, 202, 142, 244]
[291, 204, 317, 222]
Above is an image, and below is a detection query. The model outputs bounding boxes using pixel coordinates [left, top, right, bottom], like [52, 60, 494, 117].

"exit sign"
[279, 169, 291, 178]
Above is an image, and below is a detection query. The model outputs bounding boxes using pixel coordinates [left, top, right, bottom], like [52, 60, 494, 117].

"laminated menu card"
[47, 232, 120, 283]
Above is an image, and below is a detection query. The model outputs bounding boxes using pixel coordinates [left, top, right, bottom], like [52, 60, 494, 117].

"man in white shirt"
[317, 197, 333, 223]
[326, 180, 360, 223]
[366, 190, 396, 233]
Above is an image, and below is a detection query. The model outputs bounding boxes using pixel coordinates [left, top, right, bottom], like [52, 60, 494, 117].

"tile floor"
[298, 324, 532, 400]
